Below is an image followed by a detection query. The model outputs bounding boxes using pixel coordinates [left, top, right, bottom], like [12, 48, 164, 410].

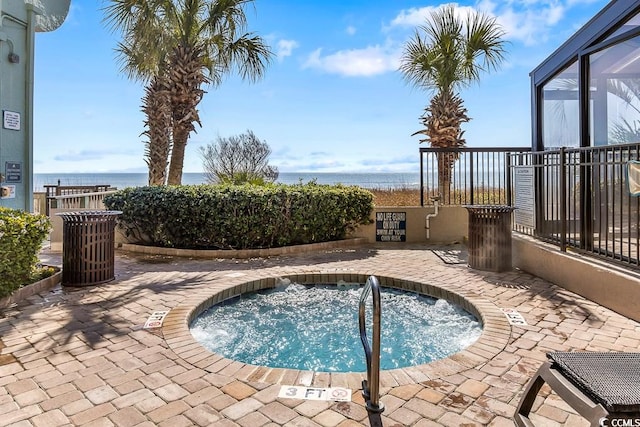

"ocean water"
[33, 172, 420, 192]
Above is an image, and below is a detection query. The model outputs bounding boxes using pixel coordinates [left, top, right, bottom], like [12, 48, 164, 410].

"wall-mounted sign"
[0, 185, 16, 199]
[5, 162, 22, 183]
[376, 211, 406, 242]
[514, 166, 535, 229]
[2, 111, 21, 131]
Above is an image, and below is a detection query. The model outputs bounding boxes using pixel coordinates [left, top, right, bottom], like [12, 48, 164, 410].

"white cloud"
[566, 0, 602, 5]
[276, 39, 299, 61]
[492, 4, 569, 46]
[299, 0, 600, 78]
[389, 1, 592, 47]
[302, 45, 400, 77]
[476, 0, 594, 46]
[546, 4, 566, 26]
[389, 3, 479, 28]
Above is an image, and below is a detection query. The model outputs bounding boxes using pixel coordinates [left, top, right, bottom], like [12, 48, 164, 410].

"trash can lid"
[55, 210, 123, 219]
[463, 205, 515, 212]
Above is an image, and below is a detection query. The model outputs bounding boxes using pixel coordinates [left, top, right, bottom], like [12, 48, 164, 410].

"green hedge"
[104, 183, 374, 250]
[0, 207, 51, 298]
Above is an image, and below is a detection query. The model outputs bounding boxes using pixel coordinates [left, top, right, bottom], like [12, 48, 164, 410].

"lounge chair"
[514, 352, 640, 426]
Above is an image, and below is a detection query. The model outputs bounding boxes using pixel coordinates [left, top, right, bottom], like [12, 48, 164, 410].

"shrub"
[200, 130, 278, 185]
[104, 183, 374, 249]
[0, 207, 51, 298]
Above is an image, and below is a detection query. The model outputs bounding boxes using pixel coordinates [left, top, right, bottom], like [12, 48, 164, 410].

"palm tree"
[141, 76, 173, 185]
[104, 0, 173, 185]
[104, 0, 272, 185]
[399, 5, 507, 201]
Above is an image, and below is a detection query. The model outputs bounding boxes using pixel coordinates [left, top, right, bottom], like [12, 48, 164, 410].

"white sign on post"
[3, 111, 21, 131]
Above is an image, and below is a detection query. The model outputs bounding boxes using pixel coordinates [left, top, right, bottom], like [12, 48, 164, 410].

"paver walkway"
[1, 244, 639, 426]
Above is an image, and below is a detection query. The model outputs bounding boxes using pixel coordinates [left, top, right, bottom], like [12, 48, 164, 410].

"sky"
[32, 0, 609, 174]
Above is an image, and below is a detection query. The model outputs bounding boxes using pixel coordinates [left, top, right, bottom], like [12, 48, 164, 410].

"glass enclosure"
[530, 1, 640, 268]
[535, 3, 640, 150]
[589, 34, 640, 146]
[542, 61, 579, 148]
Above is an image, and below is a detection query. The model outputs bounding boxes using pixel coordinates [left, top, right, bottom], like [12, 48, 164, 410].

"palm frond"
[399, 4, 507, 94]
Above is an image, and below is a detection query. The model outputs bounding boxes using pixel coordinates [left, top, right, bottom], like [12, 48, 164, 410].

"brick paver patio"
[1, 244, 639, 426]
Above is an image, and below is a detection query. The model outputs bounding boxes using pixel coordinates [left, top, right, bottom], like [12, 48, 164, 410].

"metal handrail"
[359, 275, 384, 413]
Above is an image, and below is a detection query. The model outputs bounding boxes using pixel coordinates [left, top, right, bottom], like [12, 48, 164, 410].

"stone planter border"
[0, 268, 62, 309]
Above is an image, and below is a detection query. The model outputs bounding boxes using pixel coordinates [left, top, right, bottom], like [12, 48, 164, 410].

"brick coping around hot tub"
[162, 271, 511, 388]
[121, 238, 368, 259]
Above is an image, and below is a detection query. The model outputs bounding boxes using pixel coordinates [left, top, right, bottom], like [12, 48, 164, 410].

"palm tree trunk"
[167, 127, 189, 185]
[424, 90, 469, 203]
[166, 43, 207, 185]
[437, 152, 455, 203]
[143, 76, 172, 185]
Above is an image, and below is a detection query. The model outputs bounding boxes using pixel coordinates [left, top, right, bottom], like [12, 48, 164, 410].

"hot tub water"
[190, 282, 482, 372]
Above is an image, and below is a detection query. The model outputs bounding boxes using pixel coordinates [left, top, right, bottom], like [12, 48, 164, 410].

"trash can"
[464, 205, 515, 273]
[56, 210, 122, 286]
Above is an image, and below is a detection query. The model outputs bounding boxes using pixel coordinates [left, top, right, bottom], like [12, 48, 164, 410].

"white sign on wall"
[2, 111, 21, 131]
[0, 185, 16, 199]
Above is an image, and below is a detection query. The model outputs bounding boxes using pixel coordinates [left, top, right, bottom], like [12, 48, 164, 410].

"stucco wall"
[0, 3, 30, 211]
[0, 1, 69, 211]
[512, 234, 640, 323]
[351, 206, 468, 244]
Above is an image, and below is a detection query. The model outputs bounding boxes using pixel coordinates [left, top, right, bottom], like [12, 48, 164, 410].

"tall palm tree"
[399, 5, 507, 200]
[104, 0, 272, 185]
[105, 0, 173, 185]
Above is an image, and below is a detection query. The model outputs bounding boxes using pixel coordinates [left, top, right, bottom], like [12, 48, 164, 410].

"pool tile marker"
[278, 385, 352, 402]
[500, 308, 527, 325]
[143, 310, 169, 328]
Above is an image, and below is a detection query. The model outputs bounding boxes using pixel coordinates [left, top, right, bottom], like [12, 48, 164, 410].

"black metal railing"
[511, 143, 640, 268]
[420, 144, 639, 270]
[419, 147, 531, 206]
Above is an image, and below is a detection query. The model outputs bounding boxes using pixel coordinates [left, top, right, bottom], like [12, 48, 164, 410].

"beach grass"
[370, 187, 421, 206]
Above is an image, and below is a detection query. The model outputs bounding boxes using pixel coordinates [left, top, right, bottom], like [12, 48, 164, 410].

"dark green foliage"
[104, 184, 374, 249]
[0, 208, 51, 298]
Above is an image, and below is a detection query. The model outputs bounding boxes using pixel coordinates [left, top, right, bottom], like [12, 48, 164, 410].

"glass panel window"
[542, 60, 579, 148]
[589, 34, 640, 145]
[604, 10, 640, 41]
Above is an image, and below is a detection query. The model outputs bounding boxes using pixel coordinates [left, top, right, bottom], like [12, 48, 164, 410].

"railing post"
[359, 276, 384, 413]
[469, 152, 475, 205]
[506, 153, 512, 206]
[560, 148, 567, 251]
[420, 149, 425, 207]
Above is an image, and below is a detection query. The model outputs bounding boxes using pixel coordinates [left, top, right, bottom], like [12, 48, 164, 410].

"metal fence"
[420, 144, 640, 269]
[44, 183, 114, 215]
[419, 146, 531, 206]
[511, 144, 640, 268]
